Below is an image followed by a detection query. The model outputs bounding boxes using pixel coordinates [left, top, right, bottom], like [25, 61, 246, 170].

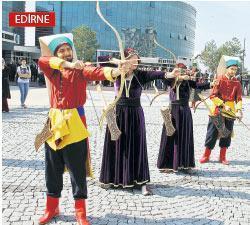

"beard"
[64, 56, 73, 62]
[229, 72, 236, 77]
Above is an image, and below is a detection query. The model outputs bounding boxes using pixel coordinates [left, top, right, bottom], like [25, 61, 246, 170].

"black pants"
[45, 140, 88, 199]
[205, 117, 234, 149]
[2, 97, 9, 112]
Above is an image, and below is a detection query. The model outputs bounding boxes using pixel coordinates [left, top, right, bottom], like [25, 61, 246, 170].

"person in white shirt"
[16, 58, 31, 108]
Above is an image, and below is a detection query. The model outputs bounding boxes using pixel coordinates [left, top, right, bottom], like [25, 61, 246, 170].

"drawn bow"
[96, 1, 126, 140]
[150, 38, 178, 106]
[198, 93, 250, 131]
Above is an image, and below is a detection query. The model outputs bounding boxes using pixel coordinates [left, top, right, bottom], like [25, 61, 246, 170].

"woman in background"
[2, 58, 11, 113]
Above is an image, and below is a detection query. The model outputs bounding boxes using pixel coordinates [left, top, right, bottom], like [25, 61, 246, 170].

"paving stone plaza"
[2, 86, 250, 225]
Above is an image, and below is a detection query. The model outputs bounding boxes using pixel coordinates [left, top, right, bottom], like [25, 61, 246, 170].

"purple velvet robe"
[100, 70, 165, 187]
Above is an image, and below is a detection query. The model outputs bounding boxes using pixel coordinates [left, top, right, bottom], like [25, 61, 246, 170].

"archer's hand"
[224, 105, 231, 112]
[179, 75, 190, 81]
[111, 61, 131, 78]
[62, 60, 86, 70]
[118, 60, 131, 74]
[165, 68, 181, 79]
[183, 75, 190, 80]
[211, 79, 219, 87]
[72, 60, 85, 70]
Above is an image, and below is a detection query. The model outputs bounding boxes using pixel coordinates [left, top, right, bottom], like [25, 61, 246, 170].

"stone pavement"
[2, 86, 250, 225]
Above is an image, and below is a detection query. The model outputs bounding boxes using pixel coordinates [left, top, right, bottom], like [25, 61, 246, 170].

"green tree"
[72, 25, 100, 61]
[217, 37, 242, 60]
[200, 37, 243, 73]
[200, 40, 219, 73]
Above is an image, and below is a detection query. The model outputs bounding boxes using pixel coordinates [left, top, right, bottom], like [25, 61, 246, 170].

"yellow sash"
[46, 108, 90, 150]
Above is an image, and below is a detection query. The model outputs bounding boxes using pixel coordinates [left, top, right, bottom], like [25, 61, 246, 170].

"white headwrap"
[39, 33, 78, 62]
[217, 55, 241, 76]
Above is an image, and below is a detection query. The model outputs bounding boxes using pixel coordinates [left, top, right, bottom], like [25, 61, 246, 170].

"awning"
[2, 41, 15, 51]
[14, 45, 41, 54]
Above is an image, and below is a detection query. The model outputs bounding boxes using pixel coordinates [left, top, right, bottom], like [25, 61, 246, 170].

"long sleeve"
[38, 56, 61, 78]
[206, 75, 242, 115]
[139, 70, 165, 84]
[210, 81, 224, 106]
[16, 66, 20, 75]
[188, 80, 211, 90]
[235, 82, 243, 111]
[28, 66, 32, 76]
[82, 66, 115, 82]
[39, 56, 116, 82]
[163, 78, 175, 87]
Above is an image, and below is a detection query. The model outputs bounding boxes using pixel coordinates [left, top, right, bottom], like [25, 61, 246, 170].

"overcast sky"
[188, 1, 250, 70]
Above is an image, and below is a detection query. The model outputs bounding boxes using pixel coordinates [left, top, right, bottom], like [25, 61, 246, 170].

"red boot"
[75, 199, 90, 225]
[219, 147, 229, 165]
[199, 147, 211, 163]
[39, 196, 59, 224]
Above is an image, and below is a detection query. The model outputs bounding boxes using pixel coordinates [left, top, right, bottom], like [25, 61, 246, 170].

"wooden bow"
[150, 38, 178, 106]
[154, 38, 177, 62]
[96, 1, 126, 128]
[198, 93, 250, 131]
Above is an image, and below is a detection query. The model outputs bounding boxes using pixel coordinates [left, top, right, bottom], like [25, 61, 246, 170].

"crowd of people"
[2, 58, 31, 110]
[1, 57, 47, 112]
[4, 59, 39, 83]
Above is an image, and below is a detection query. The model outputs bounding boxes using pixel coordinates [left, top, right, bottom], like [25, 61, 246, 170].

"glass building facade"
[2, 1, 25, 63]
[2, 1, 40, 64]
[2, 1, 25, 46]
[36, 1, 196, 59]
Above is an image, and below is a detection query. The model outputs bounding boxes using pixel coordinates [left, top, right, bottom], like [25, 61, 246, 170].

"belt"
[77, 106, 85, 116]
[171, 100, 189, 106]
[117, 98, 141, 107]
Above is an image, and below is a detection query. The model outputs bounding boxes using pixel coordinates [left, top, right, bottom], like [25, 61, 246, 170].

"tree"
[200, 40, 219, 73]
[72, 25, 100, 61]
[217, 37, 242, 60]
[200, 37, 243, 73]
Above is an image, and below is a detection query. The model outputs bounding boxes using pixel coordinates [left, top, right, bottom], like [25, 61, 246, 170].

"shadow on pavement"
[51, 213, 224, 225]
[2, 107, 49, 122]
[194, 169, 250, 180]
[152, 184, 250, 201]
[2, 158, 44, 170]
[228, 160, 250, 166]
[91, 214, 223, 225]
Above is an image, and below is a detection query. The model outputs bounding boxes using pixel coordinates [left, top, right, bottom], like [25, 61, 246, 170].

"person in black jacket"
[2, 58, 11, 112]
[7, 60, 17, 82]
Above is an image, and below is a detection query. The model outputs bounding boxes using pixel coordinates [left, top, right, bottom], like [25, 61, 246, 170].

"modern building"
[2, 1, 196, 64]
[2, 1, 40, 64]
[2, 1, 25, 63]
[36, 1, 196, 60]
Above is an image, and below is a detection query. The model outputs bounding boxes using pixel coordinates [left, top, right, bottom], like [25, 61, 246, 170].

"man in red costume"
[38, 33, 125, 225]
[200, 56, 243, 165]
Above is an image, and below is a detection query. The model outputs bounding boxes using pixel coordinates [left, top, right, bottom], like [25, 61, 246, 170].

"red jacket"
[39, 56, 113, 109]
[211, 75, 242, 102]
[210, 74, 242, 114]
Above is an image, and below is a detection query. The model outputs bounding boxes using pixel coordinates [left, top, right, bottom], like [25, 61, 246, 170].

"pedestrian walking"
[2, 58, 11, 112]
[16, 58, 31, 108]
